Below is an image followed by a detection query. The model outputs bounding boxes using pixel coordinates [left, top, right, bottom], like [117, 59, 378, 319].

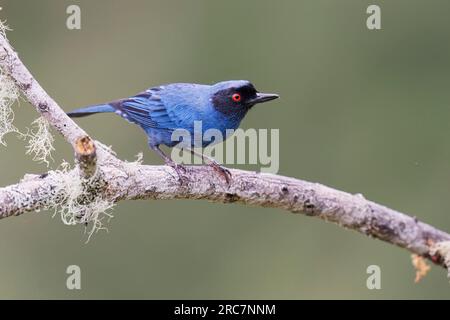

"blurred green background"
[1, 0, 450, 299]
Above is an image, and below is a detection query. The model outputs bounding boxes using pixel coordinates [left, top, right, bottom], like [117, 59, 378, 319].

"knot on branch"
[75, 135, 97, 179]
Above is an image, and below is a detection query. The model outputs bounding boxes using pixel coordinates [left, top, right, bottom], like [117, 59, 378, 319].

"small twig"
[74, 136, 97, 179]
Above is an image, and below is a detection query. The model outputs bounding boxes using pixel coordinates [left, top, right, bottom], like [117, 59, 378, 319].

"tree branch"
[1, 25, 450, 277]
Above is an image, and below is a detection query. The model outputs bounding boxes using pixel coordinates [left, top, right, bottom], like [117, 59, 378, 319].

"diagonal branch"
[0, 35, 87, 147]
[1, 24, 450, 277]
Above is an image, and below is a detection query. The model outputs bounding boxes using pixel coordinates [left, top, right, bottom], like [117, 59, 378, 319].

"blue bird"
[68, 80, 279, 182]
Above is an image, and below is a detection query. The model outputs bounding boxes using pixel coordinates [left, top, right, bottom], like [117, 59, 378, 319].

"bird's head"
[210, 80, 279, 116]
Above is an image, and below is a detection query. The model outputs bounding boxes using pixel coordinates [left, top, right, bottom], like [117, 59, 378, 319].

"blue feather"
[67, 104, 114, 117]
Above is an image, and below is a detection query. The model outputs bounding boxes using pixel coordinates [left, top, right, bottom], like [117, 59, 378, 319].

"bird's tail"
[67, 104, 115, 118]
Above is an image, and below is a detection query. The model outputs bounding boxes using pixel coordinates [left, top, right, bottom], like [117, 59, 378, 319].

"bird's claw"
[209, 161, 232, 185]
[167, 161, 188, 185]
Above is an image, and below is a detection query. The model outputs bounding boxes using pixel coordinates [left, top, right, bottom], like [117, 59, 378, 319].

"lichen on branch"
[51, 162, 115, 241]
[25, 116, 55, 165]
[0, 20, 55, 163]
[0, 67, 20, 145]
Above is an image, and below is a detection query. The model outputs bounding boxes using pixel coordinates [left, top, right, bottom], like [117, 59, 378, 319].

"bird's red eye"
[232, 93, 241, 102]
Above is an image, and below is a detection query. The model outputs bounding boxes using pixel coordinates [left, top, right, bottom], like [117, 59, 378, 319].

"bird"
[67, 80, 279, 182]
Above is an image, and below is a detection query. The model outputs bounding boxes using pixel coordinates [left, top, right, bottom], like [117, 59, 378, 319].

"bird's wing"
[110, 88, 176, 131]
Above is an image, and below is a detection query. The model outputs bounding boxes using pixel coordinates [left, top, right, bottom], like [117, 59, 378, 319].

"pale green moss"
[25, 117, 55, 166]
[52, 162, 115, 242]
[0, 68, 20, 145]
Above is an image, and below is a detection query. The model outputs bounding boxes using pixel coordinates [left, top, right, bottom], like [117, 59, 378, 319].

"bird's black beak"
[249, 92, 279, 105]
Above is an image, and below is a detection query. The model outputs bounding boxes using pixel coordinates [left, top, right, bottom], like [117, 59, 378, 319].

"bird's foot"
[166, 161, 188, 185]
[208, 161, 232, 185]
